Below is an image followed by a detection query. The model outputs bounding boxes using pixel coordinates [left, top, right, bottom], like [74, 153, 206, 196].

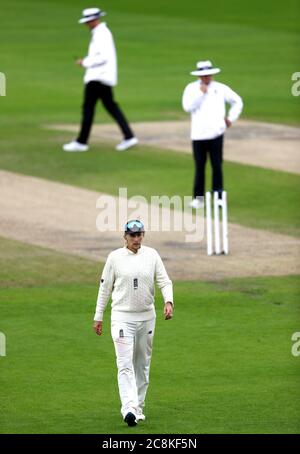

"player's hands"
[200, 83, 208, 93]
[93, 320, 103, 336]
[164, 302, 173, 320]
[75, 58, 84, 66]
[225, 118, 232, 128]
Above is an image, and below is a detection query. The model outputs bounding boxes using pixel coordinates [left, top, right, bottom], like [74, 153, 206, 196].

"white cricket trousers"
[111, 318, 156, 418]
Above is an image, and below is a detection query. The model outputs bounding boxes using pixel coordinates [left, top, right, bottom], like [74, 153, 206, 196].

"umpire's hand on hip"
[93, 321, 103, 336]
[164, 302, 173, 320]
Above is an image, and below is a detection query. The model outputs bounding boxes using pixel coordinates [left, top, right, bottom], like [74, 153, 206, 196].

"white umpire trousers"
[111, 318, 156, 418]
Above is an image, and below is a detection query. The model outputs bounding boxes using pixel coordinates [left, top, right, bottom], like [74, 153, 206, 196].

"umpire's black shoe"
[124, 412, 137, 427]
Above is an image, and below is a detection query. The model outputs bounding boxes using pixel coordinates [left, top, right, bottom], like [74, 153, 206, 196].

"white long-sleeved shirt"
[182, 80, 243, 140]
[82, 22, 117, 86]
[94, 246, 173, 322]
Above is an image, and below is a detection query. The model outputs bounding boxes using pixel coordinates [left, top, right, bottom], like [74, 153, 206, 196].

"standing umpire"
[182, 60, 243, 209]
[63, 8, 138, 152]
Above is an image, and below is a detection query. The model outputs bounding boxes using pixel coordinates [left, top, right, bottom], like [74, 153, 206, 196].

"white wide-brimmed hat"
[190, 60, 221, 76]
[78, 7, 106, 24]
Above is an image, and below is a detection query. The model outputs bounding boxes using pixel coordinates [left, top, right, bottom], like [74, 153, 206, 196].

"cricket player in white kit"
[93, 220, 174, 427]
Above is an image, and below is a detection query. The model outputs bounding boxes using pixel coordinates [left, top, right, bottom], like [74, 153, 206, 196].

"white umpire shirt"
[82, 22, 117, 87]
[94, 245, 173, 322]
[182, 80, 243, 140]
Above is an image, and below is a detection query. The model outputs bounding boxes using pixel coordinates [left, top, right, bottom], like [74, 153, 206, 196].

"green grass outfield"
[0, 0, 300, 435]
[0, 0, 299, 125]
[0, 237, 299, 434]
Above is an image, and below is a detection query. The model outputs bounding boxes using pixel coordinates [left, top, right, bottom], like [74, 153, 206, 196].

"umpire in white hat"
[182, 60, 243, 209]
[93, 220, 174, 427]
[63, 8, 138, 152]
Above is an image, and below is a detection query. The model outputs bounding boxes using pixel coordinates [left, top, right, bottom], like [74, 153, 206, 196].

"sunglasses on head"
[125, 220, 145, 233]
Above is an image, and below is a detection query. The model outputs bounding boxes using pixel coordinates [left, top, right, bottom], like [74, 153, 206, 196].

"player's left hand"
[93, 320, 103, 336]
[225, 118, 232, 128]
[164, 302, 173, 320]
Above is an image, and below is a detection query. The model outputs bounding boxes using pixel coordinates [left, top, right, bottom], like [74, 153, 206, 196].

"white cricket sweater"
[182, 80, 243, 140]
[82, 22, 117, 86]
[94, 246, 173, 322]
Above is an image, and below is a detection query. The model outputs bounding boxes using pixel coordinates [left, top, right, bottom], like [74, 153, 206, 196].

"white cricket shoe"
[189, 198, 204, 209]
[136, 413, 146, 421]
[63, 141, 89, 152]
[116, 137, 138, 151]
